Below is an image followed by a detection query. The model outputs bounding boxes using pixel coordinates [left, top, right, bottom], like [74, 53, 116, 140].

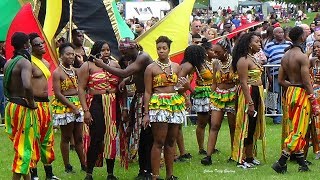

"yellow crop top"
[61, 76, 78, 91]
[215, 70, 238, 84]
[153, 73, 178, 88]
[247, 69, 262, 84]
[196, 68, 214, 86]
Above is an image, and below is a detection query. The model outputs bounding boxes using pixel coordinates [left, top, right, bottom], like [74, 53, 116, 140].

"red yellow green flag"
[136, 0, 195, 60]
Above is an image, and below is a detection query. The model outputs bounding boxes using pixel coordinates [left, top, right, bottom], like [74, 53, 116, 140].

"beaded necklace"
[155, 59, 173, 79]
[205, 59, 214, 73]
[60, 63, 76, 77]
[60, 63, 78, 89]
[248, 53, 263, 70]
[217, 55, 232, 74]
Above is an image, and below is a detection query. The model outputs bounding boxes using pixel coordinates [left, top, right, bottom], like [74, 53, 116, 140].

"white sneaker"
[252, 158, 261, 165]
[236, 160, 254, 169]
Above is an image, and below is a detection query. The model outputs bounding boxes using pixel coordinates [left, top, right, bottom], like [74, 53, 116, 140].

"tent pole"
[69, 0, 73, 43]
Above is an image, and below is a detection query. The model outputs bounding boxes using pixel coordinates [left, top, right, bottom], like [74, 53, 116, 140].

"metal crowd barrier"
[183, 64, 283, 127]
[0, 74, 4, 127]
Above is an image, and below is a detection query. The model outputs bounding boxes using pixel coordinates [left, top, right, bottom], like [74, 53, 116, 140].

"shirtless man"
[28, 33, 59, 180]
[4, 32, 37, 180]
[93, 38, 154, 179]
[71, 29, 87, 68]
[272, 26, 320, 173]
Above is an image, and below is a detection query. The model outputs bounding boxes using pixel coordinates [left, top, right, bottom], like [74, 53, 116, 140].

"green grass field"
[1, 118, 320, 180]
[279, 12, 317, 28]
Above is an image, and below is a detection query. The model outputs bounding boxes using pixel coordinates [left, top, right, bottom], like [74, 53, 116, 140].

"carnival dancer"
[143, 36, 186, 180]
[179, 42, 213, 155]
[28, 33, 59, 180]
[231, 32, 266, 169]
[94, 38, 153, 180]
[79, 41, 121, 180]
[272, 26, 320, 173]
[308, 39, 320, 160]
[201, 38, 237, 165]
[4, 32, 38, 180]
[51, 43, 86, 173]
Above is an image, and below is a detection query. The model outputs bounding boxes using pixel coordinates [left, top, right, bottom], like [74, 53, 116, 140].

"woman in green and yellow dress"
[231, 32, 266, 169]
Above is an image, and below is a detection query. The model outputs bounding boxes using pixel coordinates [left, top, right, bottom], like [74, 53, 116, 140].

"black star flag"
[36, 0, 134, 58]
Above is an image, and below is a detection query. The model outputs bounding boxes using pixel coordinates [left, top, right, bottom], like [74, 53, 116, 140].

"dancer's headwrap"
[216, 38, 232, 54]
[118, 37, 137, 50]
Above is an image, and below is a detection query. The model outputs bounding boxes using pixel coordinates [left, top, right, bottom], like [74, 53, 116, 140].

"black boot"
[272, 150, 290, 174]
[44, 165, 60, 180]
[198, 149, 207, 155]
[30, 168, 38, 180]
[201, 156, 212, 165]
[272, 161, 287, 173]
[65, 164, 75, 173]
[295, 152, 310, 172]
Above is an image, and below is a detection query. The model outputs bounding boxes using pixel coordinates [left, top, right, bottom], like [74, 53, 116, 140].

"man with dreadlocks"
[93, 38, 154, 179]
[4, 32, 37, 180]
[272, 26, 320, 173]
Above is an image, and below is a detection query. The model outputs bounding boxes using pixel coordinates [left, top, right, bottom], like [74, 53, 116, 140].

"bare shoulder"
[171, 62, 180, 68]
[79, 61, 89, 70]
[110, 59, 120, 68]
[137, 52, 152, 63]
[181, 61, 193, 69]
[52, 68, 61, 78]
[296, 52, 309, 65]
[238, 57, 247, 63]
[18, 57, 32, 68]
[146, 61, 156, 69]
[237, 57, 248, 68]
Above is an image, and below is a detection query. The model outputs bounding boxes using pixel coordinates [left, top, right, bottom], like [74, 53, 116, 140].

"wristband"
[247, 101, 254, 106]
[83, 108, 89, 112]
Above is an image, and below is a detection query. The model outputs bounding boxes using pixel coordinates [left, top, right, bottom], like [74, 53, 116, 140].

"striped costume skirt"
[192, 86, 212, 113]
[284, 86, 311, 152]
[5, 98, 38, 174]
[51, 95, 84, 126]
[148, 93, 186, 124]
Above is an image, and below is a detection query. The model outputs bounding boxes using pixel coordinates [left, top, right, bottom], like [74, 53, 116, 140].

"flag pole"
[69, 0, 73, 42]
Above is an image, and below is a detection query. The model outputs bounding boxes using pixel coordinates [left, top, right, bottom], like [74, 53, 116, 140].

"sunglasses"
[32, 41, 44, 47]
